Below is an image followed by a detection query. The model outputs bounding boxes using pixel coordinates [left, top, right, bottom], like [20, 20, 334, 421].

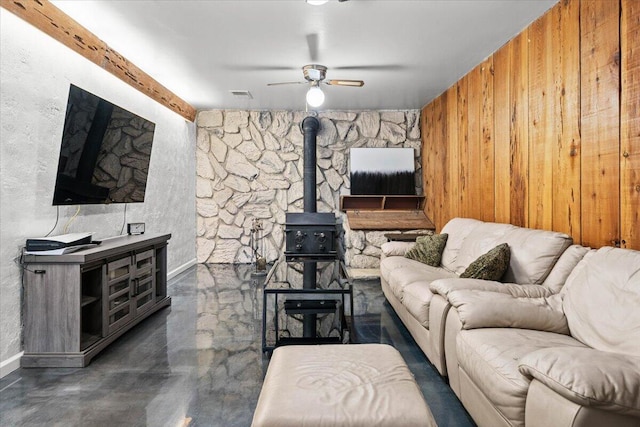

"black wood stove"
[284, 116, 340, 261]
[282, 116, 341, 339]
[284, 212, 338, 260]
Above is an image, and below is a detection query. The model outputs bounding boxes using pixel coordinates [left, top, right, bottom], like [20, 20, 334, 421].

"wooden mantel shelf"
[340, 195, 436, 231]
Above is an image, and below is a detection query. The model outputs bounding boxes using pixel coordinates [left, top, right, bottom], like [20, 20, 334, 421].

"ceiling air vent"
[230, 90, 253, 99]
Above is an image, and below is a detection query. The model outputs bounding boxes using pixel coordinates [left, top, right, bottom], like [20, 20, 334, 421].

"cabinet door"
[133, 249, 156, 315]
[24, 264, 82, 353]
[105, 256, 134, 335]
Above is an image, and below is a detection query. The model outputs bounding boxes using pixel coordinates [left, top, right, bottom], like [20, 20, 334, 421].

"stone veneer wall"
[196, 110, 421, 268]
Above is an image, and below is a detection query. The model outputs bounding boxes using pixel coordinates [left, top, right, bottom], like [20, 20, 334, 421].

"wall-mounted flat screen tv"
[52, 84, 156, 205]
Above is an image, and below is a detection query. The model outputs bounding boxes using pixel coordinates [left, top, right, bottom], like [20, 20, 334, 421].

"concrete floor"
[0, 264, 475, 427]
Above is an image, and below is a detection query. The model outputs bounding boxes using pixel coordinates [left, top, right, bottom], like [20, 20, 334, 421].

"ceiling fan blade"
[325, 79, 365, 87]
[306, 33, 320, 63]
[333, 65, 406, 71]
[267, 81, 306, 86]
[223, 65, 297, 71]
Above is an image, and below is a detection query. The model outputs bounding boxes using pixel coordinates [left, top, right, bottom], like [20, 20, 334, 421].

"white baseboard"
[0, 352, 23, 379]
[168, 258, 196, 280]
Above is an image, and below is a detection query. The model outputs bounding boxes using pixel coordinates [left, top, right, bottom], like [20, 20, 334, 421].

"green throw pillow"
[404, 233, 448, 267]
[460, 243, 511, 281]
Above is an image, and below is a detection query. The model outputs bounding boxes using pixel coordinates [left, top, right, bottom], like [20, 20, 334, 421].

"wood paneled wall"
[422, 0, 639, 250]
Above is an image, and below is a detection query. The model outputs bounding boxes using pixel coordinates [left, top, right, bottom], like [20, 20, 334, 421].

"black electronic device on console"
[26, 232, 93, 252]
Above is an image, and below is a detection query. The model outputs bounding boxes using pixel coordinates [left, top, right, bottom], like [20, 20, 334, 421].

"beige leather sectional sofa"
[379, 218, 640, 427]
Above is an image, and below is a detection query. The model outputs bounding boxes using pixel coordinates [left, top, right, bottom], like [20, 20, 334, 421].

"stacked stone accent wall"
[196, 110, 421, 267]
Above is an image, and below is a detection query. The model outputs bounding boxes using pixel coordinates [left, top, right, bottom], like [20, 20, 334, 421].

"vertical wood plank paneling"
[529, 8, 556, 231]
[510, 32, 530, 227]
[480, 57, 496, 222]
[421, 105, 436, 225]
[433, 95, 447, 229]
[467, 65, 483, 220]
[494, 42, 511, 224]
[419, 0, 636, 250]
[458, 76, 471, 219]
[581, 0, 621, 247]
[621, 0, 640, 249]
[446, 86, 460, 226]
[553, 0, 582, 240]
[429, 98, 440, 227]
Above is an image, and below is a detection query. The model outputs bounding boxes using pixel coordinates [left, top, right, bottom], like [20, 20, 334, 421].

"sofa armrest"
[519, 347, 640, 418]
[430, 278, 554, 298]
[380, 241, 415, 257]
[447, 290, 569, 333]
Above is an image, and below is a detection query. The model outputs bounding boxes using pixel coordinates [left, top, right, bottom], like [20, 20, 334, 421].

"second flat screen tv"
[52, 84, 156, 205]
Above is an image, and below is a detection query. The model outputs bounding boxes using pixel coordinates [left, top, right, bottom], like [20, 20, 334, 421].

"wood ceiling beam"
[1, 0, 197, 122]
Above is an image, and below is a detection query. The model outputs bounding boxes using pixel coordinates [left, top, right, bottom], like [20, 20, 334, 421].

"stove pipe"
[302, 116, 320, 213]
[301, 116, 321, 338]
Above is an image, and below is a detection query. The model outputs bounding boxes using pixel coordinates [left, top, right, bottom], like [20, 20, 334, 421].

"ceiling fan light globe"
[306, 86, 325, 107]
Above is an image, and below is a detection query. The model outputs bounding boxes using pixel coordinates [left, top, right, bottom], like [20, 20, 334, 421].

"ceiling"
[52, 0, 556, 112]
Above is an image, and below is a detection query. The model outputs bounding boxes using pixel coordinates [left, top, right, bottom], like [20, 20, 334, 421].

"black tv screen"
[52, 84, 155, 205]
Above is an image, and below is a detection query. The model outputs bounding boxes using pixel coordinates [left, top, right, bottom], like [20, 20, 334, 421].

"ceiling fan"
[268, 64, 364, 107]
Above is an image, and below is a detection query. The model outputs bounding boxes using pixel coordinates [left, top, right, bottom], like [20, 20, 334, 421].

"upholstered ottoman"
[251, 344, 437, 427]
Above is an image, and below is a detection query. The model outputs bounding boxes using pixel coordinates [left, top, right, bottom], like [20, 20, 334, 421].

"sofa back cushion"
[498, 226, 572, 284]
[442, 218, 572, 284]
[440, 218, 484, 273]
[542, 245, 591, 293]
[563, 247, 640, 356]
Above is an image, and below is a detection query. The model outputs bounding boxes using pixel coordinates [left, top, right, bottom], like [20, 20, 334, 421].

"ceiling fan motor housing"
[303, 64, 327, 82]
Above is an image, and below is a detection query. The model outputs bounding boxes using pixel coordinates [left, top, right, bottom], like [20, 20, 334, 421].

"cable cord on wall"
[44, 206, 60, 237]
[120, 203, 127, 235]
[15, 206, 61, 277]
[62, 206, 81, 234]
[15, 246, 35, 274]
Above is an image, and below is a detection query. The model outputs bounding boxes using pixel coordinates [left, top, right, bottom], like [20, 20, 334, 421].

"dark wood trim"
[1, 0, 196, 122]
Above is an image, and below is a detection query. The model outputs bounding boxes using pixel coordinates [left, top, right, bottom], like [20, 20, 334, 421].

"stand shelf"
[22, 233, 171, 368]
[340, 195, 435, 230]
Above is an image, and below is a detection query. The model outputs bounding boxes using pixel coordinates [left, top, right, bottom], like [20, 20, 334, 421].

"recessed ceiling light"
[306, 0, 329, 5]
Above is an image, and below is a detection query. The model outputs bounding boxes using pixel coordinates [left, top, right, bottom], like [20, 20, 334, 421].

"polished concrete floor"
[0, 264, 475, 427]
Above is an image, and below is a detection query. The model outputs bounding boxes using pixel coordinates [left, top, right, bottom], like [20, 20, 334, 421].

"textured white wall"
[0, 11, 196, 367]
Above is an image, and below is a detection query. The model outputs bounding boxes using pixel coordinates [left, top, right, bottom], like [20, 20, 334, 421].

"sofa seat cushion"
[380, 256, 456, 302]
[402, 282, 434, 327]
[457, 328, 587, 426]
